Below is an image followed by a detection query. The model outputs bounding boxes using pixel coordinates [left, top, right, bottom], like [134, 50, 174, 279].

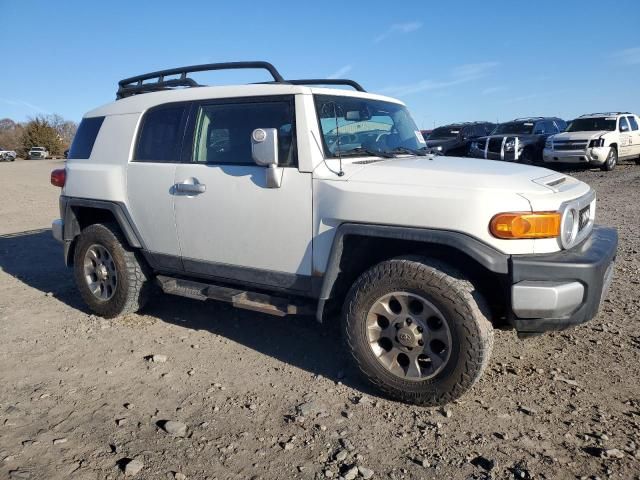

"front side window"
[566, 117, 617, 132]
[134, 104, 187, 162]
[314, 95, 423, 157]
[619, 117, 630, 132]
[191, 100, 296, 166]
[493, 122, 535, 135]
[626, 116, 638, 131]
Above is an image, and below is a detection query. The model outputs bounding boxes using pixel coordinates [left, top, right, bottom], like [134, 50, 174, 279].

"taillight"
[51, 168, 66, 187]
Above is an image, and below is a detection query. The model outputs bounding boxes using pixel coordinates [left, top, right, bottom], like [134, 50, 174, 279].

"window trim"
[182, 95, 299, 168]
[132, 101, 191, 164]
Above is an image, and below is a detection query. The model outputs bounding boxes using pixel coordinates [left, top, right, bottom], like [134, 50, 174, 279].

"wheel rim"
[83, 244, 117, 301]
[608, 149, 617, 168]
[366, 292, 452, 381]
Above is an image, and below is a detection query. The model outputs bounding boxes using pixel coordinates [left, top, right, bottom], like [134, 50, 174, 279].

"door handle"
[174, 181, 206, 194]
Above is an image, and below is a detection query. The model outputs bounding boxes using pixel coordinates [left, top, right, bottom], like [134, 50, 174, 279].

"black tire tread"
[343, 256, 493, 406]
[73, 223, 149, 318]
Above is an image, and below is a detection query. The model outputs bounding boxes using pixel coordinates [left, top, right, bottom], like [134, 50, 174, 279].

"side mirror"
[620, 125, 629, 133]
[251, 128, 282, 188]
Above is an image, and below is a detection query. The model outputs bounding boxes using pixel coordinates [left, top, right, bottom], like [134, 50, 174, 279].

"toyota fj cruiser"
[51, 62, 617, 406]
[543, 112, 640, 171]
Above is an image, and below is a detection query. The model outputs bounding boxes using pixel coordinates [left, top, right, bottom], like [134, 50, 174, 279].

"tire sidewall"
[73, 224, 132, 317]
[604, 147, 617, 171]
[344, 261, 484, 404]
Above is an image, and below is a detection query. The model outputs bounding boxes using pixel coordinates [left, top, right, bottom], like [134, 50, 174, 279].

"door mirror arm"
[251, 128, 283, 188]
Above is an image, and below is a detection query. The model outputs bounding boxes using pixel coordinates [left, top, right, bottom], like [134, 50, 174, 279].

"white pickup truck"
[49, 62, 618, 406]
[543, 112, 640, 171]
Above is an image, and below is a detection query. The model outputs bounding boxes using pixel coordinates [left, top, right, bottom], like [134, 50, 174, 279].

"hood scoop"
[533, 172, 567, 191]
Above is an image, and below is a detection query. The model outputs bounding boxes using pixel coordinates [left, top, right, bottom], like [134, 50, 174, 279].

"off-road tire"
[601, 147, 617, 171]
[343, 256, 493, 406]
[73, 223, 149, 318]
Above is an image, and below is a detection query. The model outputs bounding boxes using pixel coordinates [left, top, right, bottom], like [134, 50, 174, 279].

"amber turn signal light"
[490, 212, 561, 239]
[51, 168, 66, 188]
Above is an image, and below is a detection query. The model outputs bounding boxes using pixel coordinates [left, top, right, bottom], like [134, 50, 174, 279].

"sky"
[1, 0, 639, 128]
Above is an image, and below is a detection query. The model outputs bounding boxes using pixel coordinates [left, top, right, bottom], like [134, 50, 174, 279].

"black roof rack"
[578, 112, 631, 117]
[116, 61, 366, 99]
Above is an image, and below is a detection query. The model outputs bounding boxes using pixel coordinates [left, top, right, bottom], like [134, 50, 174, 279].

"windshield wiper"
[387, 146, 429, 156]
[338, 147, 395, 158]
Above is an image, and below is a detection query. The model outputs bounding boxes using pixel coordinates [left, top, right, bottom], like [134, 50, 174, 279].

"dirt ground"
[1, 158, 639, 480]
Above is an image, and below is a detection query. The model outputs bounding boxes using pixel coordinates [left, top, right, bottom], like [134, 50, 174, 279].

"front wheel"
[601, 147, 617, 171]
[73, 223, 150, 318]
[342, 257, 494, 406]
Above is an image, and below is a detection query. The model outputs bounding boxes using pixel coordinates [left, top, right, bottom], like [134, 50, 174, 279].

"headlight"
[561, 208, 577, 248]
[490, 211, 561, 239]
[504, 139, 516, 151]
[545, 138, 553, 148]
[436, 145, 443, 151]
[471, 142, 478, 148]
[588, 138, 605, 148]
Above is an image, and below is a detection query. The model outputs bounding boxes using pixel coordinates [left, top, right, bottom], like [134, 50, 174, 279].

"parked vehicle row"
[425, 113, 640, 172]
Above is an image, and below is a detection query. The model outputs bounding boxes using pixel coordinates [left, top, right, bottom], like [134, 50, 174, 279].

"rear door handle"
[174, 181, 206, 194]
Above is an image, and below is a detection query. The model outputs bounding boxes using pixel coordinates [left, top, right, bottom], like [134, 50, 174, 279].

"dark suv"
[424, 122, 495, 156]
[468, 117, 566, 163]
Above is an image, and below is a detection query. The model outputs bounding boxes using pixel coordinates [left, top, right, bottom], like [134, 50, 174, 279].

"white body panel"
[173, 164, 313, 275]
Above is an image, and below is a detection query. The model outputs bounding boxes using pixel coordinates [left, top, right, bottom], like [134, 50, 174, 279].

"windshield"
[32, 147, 44, 151]
[566, 117, 616, 132]
[428, 127, 461, 140]
[492, 122, 534, 135]
[314, 94, 425, 157]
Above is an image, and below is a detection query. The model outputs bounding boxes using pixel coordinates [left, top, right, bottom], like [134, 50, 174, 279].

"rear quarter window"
[68, 116, 105, 159]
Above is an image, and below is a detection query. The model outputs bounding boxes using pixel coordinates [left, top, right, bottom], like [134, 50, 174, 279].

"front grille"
[553, 141, 588, 151]
[578, 205, 590, 231]
[488, 137, 502, 153]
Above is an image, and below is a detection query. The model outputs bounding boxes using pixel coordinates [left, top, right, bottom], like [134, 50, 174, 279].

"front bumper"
[509, 225, 617, 334]
[542, 147, 608, 165]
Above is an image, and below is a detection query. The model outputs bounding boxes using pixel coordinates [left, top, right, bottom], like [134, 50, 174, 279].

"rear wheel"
[73, 223, 150, 318]
[342, 257, 493, 406]
[601, 147, 617, 171]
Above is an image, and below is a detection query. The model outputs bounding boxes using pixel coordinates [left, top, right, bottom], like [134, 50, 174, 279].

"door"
[173, 96, 313, 292]
[127, 103, 189, 270]
[618, 117, 632, 158]
[625, 116, 640, 157]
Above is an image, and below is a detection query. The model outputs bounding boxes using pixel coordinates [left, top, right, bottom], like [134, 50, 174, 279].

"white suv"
[28, 146, 49, 159]
[543, 112, 640, 171]
[50, 62, 617, 406]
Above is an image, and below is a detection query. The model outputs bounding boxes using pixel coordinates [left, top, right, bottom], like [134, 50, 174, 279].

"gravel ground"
[0, 158, 639, 480]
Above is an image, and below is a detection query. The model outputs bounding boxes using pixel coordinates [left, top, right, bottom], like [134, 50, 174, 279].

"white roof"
[578, 112, 633, 119]
[85, 84, 404, 117]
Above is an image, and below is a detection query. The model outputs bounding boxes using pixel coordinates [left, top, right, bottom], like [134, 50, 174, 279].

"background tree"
[0, 118, 25, 155]
[48, 114, 78, 148]
[20, 116, 65, 156]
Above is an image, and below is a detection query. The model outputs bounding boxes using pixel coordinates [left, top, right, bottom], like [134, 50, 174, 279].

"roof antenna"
[332, 102, 345, 177]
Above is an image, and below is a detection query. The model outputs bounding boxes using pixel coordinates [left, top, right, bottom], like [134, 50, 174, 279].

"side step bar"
[156, 275, 314, 317]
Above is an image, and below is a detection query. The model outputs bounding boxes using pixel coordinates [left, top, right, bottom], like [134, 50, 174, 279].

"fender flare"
[315, 223, 509, 321]
[61, 197, 145, 264]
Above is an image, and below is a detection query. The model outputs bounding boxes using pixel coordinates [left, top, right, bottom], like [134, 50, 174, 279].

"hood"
[341, 155, 563, 195]
[552, 131, 609, 141]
